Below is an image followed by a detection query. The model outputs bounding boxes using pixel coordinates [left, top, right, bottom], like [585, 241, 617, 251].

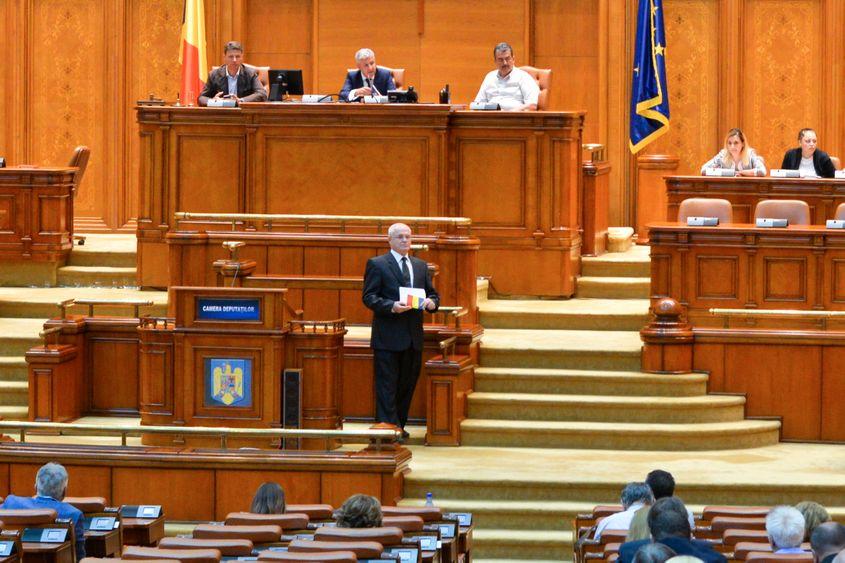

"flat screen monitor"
[268, 69, 304, 100]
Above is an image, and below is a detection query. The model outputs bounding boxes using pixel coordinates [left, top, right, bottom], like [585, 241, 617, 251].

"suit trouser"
[373, 346, 422, 428]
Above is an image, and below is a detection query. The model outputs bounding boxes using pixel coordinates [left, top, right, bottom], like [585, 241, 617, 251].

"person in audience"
[473, 42, 540, 111]
[766, 505, 807, 554]
[780, 128, 836, 178]
[627, 505, 652, 541]
[595, 482, 655, 540]
[796, 501, 830, 541]
[250, 482, 285, 514]
[700, 128, 766, 176]
[198, 41, 268, 106]
[645, 469, 695, 527]
[811, 522, 845, 563]
[339, 48, 396, 101]
[633, 543, 677, 563]
[1, 462, 85, 561]
[618, 497, 726, 563]
[334, 494, 383, 528]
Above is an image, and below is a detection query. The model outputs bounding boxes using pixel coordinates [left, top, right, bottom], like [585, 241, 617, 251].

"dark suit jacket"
[362, 252, 439, 351]
[198, 65, 268, 105]
[339, 67, 396, 100]
[781, 147, 836, 178]
[618, 537, 726, 563]
[2, 494, 86, 560]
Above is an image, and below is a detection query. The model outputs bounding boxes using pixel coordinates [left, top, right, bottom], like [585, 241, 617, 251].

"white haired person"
[339, 48, 395, 101]
[766, 505, 808, 554]
[2, 462, 85, 560]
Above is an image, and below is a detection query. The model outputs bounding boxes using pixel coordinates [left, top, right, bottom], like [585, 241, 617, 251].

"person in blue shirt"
[2, 462, 85, 561]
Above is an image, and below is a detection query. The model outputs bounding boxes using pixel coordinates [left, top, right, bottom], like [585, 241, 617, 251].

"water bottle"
[425, 492, 434, 506]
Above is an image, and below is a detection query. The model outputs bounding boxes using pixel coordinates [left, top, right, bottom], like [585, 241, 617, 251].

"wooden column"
[582, 156, 611, 256]
[635, 154, 679, 243]
[26, 344, 79, 422]
[640, 297, 693, 374]
[425, 352, 474, 446]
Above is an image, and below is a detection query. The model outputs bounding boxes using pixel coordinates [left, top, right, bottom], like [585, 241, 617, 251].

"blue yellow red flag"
[629, 0, 670, 153]
[179, 0, 208, 104]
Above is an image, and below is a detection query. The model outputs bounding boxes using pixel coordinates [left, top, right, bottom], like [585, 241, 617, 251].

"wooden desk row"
[136, 104, 585, 297]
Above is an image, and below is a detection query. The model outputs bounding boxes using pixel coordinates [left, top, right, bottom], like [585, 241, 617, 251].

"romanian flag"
[629, 0, 670, 153]
[405, 294, 425, 310]
[179, 0, 208, 104]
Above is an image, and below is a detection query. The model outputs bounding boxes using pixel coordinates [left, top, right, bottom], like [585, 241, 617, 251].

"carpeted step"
[459, 419, 781, 450]
[479, 299, 650, 331]
[0, 357, 28, 382]
[474, 368, 707, 397]
[0, 319, 44, 355]
[575, 277, 650, 299]
[0, 287, 168, 318]
[68, 234, 137, 268]
[0, 381, 28, 405]
[467, 393, 746, 424]
[0, 405, 29, 420]
[470, 529, 572, 561]
[480, 329, 642, 371]
[581, 248, 650, 278]
[57, 266, 138, 288]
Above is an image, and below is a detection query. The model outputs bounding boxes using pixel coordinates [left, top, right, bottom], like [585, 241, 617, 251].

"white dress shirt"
[226, 66, 240, 96]
[474, 67, 540, 110]
[390, 249, 413, 287]
[594, 502, 646, 540]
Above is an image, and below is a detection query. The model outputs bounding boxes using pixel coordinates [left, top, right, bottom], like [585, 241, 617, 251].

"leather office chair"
[287, 539, 383, 558]
[753, 199, 810, 225]
[346, 67, 405, 90]
[68, 146, 91, 187]
[745, 553, 813, 563]
[285, 505, 334, 521]
[677, 198, 733, 223]
[381, 515, 424, 532]
[831, 156, 841, 170]
[123, 546, 222, 563]
[224, 512, 309, 530]
[382, 506, 442, 521]
[193, 524, 282, 543]
[258, 551, 357, 563]
[64, 497, 107, 513]
[701, 506, 770, 521]
[158, 538, 254, 557]
[723, 529, 769, 547]
[314, 526, 403, 546]
[519, 66, 552, 110]
[210, 65, 270, 95]
[835, 203, 845, 220]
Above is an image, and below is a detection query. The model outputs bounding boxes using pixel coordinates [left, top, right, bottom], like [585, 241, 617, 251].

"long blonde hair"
[723, 128, 752, 168]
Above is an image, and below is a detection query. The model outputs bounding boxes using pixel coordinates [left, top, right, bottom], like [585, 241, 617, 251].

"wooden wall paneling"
[88, 336, 140, 414]
[315, 0, 421, 99]
[340, 344, 375, 419]
[691, 342, 725, 390]
[821, 0, 845, 162]
[718, 0, 742, 133]
[113, 467, 215, 520]
[743, 0, 822, 174]
[320, 471, 381, 507]
[821, 346, 845, 441]
[420, 0, 527, 105]
[303, 246, 341, 320]
[214, 470, 321, 520]
[245, 0, 313, 90]
[173, 130, 246, 214]
[9, 464, 44, 497]
[0, 0, 7, 159]
[605, 0, 630, 226]
[0, 464, 9, 497]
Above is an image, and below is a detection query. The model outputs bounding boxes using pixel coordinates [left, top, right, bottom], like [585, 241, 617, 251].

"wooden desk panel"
[137, 105, 584, 297]
[665, 176, 845, 224]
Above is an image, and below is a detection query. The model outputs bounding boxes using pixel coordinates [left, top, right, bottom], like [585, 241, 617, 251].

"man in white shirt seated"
[767, 506, 808, 554]
[473, 42, 540, 111]
[594, 482, 654, 540]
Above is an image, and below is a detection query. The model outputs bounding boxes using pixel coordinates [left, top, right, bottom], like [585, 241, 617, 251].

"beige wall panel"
[246, 0, 312, 90]
[743, 0, 822, 169]
[30, 0, 108, 227]
[316, 0, 420, 97]
[534, 55, 597, 137]
[420, 0, 527, 105]
[648, 0, 719, 175]
[533, 0, 598, 58]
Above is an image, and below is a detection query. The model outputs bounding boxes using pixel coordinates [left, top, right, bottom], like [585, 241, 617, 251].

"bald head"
[387, 223, 412, 256]
[811, 522, 845, 562]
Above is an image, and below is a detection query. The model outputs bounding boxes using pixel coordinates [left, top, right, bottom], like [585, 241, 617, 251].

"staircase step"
[479, 299, 649, 331]
[480, 330, 642, 371]
[69, 234, 136, 268]
[581, 249, 651, 278]
[576, 277, 650, 299]
[0, 405, 29, 420]
[474, 368, 707, 396]
[459, 419, 781, 450]
[470, 529, 572, 561]
[0, 287, 167, 318]
[467, 393, 746, 423]
[0, 381, 29, 405]
[0, 357, 29, 382]
[57, 266, 138, 288]
[0, 319, 44, 355]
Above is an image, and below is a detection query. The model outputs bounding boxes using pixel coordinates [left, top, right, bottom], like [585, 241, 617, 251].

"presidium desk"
[136, 103, 585, 296]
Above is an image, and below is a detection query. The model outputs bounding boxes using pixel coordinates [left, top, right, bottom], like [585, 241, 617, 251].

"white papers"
[399, 287, 426, 309]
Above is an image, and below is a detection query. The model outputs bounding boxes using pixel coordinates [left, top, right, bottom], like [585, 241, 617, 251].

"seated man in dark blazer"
[618, 497, 726, 563]
[2, 462, 86, 561]
[339, 48, 395, 101]
[198, 41, 268, 106]
[781, 128, 836, 178]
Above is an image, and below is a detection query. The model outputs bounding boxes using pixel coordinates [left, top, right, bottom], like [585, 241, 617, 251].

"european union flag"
[629, 0, 670, 153]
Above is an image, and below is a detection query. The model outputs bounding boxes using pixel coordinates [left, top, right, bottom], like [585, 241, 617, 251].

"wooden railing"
[57, 298, 155, 319]
[174, 212, 472, 232]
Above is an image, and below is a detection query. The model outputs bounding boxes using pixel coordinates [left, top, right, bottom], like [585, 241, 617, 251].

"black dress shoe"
[402, 429, 410, 439]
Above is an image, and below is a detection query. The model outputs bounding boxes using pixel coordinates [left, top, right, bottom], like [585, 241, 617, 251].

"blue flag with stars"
[629, 0, 670, 153]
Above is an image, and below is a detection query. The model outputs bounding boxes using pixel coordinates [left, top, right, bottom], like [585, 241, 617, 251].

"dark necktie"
[401, 257, 411, 286]
[367, 77, 379, 96]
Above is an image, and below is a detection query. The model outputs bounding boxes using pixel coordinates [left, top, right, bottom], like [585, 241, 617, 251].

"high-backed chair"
[382, 506, 442, 522]
[519, 66, 552, 110]
[288, 539, 382, 559]
[192, 524, 282, 544]
[286, 505, 334, 522]
[258, 550, 357, 563]
[65, 497, 121, 558]
[677, 198, 734, 223]
[210, 65, 270, 95]
[734, 542, 774, 560]
[314, 526, 403, 546]
[346, 67, 405, 90]
[834, 203, 845, 220]
[381, 516, 424, 533]
[158, 538, 253, 557]
[831, 156, 841, 170]
[123, 546, 221, 563]
[701, 506, 770, 522]
[745, 553, 813, 563]
[0, 509, 74, 563]
[224, 512, 309, 530]
[723, 529, 770, 547]
[68, 146, 91, 188]
[753, 199, 810, 225]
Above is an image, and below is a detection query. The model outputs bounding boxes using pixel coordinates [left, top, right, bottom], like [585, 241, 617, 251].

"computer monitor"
[268, 69, 304, 101]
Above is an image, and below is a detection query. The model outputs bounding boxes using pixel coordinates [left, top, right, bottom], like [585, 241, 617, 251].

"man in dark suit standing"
[339, 48, 396, 101]
[362, 223, 438, 439]
[198, 41, 268, 106]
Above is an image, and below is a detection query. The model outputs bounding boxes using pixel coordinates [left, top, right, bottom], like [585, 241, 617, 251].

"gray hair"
[633, 542, 676, 563]
[621, 482, 654, 510]
[355, 48, 375, 62]
[767, 505, 806, 549]
[388, 223, 411, 239]
[493, 42, 513, 58]
[36, 462, 68, 499]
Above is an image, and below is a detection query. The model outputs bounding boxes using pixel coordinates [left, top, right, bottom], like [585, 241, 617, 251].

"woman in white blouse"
[700, 128, 767, 177]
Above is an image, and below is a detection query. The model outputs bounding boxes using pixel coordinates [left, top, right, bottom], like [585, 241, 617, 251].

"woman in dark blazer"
[781, 128, 836, 178]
